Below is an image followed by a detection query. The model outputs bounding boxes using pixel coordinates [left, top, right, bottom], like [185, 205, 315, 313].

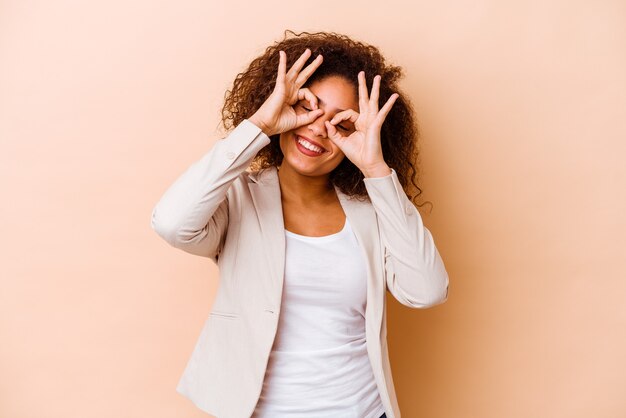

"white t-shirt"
[251, 217, 386, 418]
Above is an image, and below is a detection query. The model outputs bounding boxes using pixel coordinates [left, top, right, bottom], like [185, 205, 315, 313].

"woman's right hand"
[248, 48, 325, 137]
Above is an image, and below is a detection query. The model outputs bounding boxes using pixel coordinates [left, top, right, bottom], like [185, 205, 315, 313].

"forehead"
[305, 76, 358, 112]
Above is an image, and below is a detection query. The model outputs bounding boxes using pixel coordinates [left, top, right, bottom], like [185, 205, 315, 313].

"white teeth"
[297, 137, 324, 153]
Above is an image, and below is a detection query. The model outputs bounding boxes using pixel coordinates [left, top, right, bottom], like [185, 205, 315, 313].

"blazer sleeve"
[150, 119, 271, 262]
[363, 168, 449, 308]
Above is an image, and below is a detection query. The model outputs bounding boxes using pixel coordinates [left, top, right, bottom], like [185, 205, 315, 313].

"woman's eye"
[337, 125, 348, 131]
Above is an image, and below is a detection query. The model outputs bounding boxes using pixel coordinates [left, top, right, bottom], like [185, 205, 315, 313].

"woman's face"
[278, 76, 358, 178]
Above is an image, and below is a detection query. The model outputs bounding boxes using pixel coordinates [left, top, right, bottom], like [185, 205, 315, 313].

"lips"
[296, 135, 327, 152]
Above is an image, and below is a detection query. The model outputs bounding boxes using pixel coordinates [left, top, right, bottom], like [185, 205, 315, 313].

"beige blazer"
[151, 119, 449, 418]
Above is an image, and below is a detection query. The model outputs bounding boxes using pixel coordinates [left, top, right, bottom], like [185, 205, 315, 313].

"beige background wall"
[1, 1, 624, 417]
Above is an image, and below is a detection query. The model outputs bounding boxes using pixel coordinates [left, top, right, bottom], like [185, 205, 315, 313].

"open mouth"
[295, 135, 326, 156]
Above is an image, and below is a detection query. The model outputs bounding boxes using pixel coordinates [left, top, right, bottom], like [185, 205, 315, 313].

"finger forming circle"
[330, 109, 359, 125]
[297, 88, 319, 109]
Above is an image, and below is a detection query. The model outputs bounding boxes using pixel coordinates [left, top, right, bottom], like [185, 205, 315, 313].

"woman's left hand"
[325, 71, 399, 177]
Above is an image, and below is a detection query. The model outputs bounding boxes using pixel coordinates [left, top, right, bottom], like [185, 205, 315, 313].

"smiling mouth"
[295, 135, 326, 156]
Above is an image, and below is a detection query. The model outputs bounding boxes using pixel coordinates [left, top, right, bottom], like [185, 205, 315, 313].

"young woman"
[151, 30, 449, 418]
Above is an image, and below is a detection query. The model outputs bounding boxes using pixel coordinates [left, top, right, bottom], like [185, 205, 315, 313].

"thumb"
[325, 121, 346, 150]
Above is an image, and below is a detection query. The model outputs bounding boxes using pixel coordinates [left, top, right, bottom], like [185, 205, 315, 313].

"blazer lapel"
[248, 166, 384, 339]
[335, 185, 385, 340]
[249, 167, 286, 304]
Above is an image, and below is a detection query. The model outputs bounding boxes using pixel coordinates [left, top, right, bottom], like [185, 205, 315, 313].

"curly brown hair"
[221, 29, 430, 209]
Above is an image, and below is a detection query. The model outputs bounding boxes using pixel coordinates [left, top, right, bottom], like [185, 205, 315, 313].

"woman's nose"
[307, 112, 330, 137]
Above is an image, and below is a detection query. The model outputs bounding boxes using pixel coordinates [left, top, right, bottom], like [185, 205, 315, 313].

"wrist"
[248, 115, 273, 137]
[362, 163, 392, 178]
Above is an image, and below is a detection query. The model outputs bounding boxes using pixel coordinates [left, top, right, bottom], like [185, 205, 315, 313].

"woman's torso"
[251, 205, 386, 418]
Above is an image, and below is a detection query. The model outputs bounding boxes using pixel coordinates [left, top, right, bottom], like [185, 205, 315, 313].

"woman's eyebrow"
[309, 94, 346, 113]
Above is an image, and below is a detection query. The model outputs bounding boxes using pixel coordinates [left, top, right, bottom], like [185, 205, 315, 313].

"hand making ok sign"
[324, 71, 399, 177]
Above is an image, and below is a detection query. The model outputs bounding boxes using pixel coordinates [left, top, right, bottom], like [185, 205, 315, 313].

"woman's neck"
[277, 163, 337, 206]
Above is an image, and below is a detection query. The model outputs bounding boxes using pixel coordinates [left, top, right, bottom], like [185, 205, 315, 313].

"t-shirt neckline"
[284, 217, 349, 242]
